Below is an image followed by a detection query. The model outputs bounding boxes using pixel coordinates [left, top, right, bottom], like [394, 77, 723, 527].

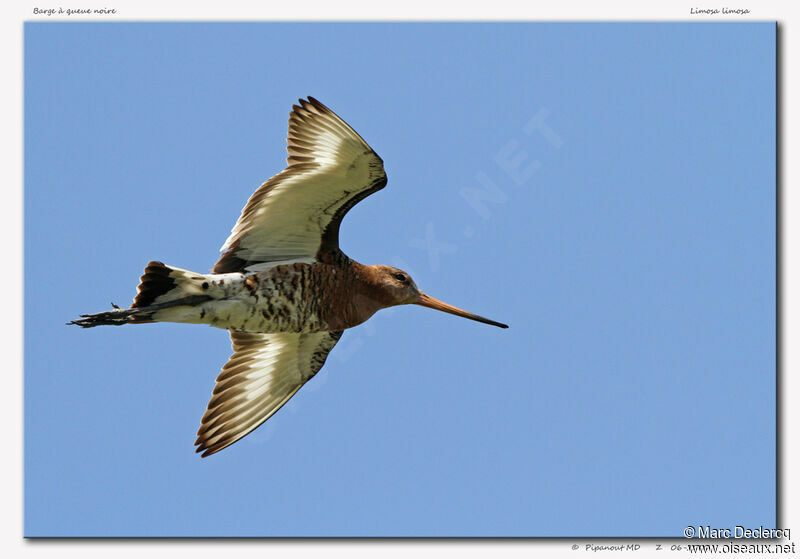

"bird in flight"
[71, 97, 508, 457]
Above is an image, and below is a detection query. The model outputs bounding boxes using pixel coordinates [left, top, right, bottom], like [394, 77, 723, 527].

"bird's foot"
[68, 306, 139, 328]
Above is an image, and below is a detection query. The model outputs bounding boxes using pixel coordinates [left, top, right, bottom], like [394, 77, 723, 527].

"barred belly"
[199, 264, 328, 333]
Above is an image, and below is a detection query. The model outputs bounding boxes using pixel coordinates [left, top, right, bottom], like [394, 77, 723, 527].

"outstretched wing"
[195, 330, 343, 457]
[214, 97, 387, 273]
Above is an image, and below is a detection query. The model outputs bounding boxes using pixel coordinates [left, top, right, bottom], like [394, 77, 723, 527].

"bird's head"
[370, 265, 508, 329]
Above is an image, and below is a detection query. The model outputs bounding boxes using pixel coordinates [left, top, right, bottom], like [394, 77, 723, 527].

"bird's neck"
[347, 261, 396, 325]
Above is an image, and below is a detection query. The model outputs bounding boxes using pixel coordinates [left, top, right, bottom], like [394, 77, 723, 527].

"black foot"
[68, 307, 140, 328]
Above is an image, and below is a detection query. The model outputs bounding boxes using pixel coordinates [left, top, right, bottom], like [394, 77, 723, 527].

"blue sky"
[24, 22, 775, 536]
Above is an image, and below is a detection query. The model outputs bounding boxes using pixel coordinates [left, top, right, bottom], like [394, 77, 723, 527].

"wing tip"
[306, 96, 326, 111]
[194, 434, 223, 458]
[195, 445, 215, 458]
[293, 96, 330, 117]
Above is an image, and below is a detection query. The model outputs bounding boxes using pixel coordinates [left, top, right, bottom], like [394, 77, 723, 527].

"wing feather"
[194, 330, 343, 457]
[214, 97, 387, 273]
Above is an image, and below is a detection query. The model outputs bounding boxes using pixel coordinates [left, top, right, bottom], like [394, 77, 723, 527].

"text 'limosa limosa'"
[71, 97, 508, 457]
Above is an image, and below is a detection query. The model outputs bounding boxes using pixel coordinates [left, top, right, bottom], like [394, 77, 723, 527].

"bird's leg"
[68, 306, 143, 327]
[69, 295, 211, 328]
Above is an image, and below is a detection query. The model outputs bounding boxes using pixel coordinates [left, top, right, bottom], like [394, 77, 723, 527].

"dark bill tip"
[416, 293, 508, 329]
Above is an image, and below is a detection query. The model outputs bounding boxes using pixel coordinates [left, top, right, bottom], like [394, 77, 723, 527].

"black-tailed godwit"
[71, 97, 507, 457]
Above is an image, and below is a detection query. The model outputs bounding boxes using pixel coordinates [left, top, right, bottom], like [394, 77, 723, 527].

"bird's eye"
[393, 273, 407, 283]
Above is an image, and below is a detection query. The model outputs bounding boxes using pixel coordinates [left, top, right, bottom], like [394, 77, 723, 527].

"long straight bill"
[416, 293, 508, 329]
